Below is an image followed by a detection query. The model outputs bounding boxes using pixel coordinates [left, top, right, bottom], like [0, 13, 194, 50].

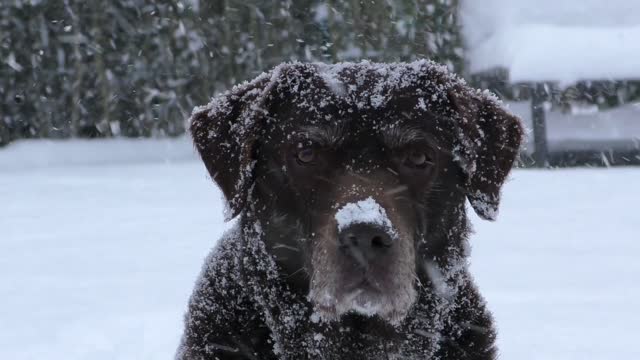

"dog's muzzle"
[333, 196, 398, 269]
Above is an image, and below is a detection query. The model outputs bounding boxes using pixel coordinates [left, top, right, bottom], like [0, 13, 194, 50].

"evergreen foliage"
[0, 0, 463, 146]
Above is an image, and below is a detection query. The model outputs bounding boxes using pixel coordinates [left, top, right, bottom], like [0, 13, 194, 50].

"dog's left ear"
[449, 89, 524, 221]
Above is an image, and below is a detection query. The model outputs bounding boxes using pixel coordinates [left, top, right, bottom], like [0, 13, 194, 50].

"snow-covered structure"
[461, 0, 640, 166]
[462, 0, 640, 84]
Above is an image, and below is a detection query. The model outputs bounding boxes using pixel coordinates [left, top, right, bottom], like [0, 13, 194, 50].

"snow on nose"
[334, 197, 397, 238]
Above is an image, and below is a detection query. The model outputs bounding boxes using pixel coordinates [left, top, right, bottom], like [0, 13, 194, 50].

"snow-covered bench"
[461, 0, 640, 166]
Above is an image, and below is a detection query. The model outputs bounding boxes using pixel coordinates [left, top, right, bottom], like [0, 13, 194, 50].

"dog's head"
[191, 61, 523, 324]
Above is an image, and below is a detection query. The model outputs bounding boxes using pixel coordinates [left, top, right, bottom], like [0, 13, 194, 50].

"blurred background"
[1, 1, 639, 360]
[2, 0, 639, 165]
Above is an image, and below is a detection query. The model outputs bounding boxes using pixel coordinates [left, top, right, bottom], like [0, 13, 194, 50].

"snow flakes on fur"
[189, 60, 523, 221]
[177, 217, 488, 359]
[181, 59, 520, 358]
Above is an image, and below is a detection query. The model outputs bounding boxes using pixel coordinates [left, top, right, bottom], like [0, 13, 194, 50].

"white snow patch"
[313, 3, 329, 23]
[317, 64, 347, 97]
[0, 136, 195, 172]
[422, 261, 454, 300]
[0, 142, 231, 360]
[334, 197, 397, 237]
[347, 299, 383, 317]
[370, 94, 386, 108]
[5, 52, 23, 72]
[461, 0, 640, 84]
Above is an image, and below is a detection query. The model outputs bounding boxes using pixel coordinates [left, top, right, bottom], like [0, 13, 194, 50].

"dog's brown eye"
[297, 147, 315, 164]
[406, 151, 432, 168]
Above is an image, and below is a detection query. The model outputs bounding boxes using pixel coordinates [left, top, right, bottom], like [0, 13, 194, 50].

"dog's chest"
[264, 313, 441, 360]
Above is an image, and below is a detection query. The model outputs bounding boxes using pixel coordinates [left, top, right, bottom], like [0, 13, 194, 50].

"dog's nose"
[338, 223, 393, 267]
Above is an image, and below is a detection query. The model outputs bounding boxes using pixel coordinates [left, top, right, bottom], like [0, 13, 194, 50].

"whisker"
[285, 266, 308, 279]
[385, 185, 409, 196]
[413, 273, 424, 289]
[349, 172, 376, 184]
[314, 175, 338, 185]
[272, 243, 300, 252]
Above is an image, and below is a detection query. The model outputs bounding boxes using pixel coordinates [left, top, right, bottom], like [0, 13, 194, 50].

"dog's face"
[191, 62, 523, 325]
[257, 106, 452, 323]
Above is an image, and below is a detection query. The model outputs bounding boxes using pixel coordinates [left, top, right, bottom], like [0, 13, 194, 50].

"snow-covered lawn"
[1, 139, 639, 359]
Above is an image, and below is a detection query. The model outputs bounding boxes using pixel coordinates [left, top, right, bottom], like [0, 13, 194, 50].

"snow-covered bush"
[0, 0, 463, 146]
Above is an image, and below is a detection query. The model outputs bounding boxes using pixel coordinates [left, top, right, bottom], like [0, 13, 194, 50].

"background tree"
[0, 0, 464, 146]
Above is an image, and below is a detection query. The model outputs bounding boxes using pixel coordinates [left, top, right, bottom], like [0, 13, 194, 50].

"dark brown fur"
[177, 61, 523, 359]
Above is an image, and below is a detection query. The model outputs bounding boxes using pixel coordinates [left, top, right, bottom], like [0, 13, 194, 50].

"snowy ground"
[1, 139, 639, 360]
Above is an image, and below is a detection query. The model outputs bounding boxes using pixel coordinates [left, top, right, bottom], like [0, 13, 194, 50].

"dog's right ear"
[189, 74, 273, 219]
[448, 88, 524, 221]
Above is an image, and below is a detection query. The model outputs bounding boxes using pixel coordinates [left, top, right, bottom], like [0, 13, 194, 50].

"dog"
[176, 60, 523, 359]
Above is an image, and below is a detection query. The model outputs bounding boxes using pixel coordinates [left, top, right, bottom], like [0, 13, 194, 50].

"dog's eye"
[296, 147, 316, 164]
[405, 151, 433, 168]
